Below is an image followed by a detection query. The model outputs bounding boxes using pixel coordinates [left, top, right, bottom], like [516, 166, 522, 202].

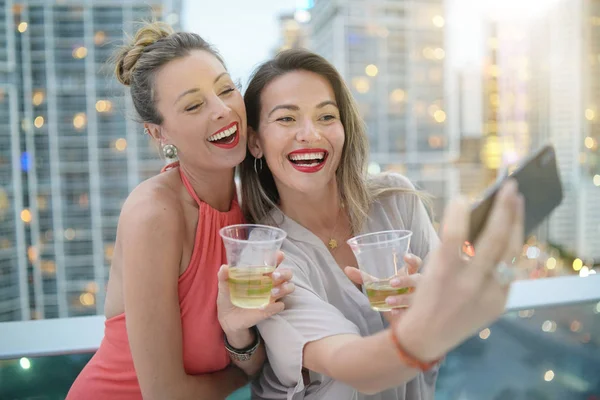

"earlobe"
[247, 127, 263, 158]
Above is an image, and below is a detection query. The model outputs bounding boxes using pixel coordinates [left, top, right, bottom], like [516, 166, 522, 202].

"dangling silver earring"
[143, 127, 150, 135]
[162, 143, 178, 159]
[254, 157, 263, 174]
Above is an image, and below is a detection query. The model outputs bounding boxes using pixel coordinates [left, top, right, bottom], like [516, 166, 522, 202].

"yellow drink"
[228, 266, 275, 309]
[365, 281, 410, 311]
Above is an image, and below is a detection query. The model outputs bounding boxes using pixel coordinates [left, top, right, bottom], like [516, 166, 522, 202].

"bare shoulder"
[118, 171, 185, 239]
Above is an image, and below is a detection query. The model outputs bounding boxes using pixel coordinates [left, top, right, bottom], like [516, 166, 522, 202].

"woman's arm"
[223, 327, 266, 377]
[303, 332, 419, 395]
[217, 260, 295, 377]
[303, 181, 524, 395]
[119, 189, 247, 400]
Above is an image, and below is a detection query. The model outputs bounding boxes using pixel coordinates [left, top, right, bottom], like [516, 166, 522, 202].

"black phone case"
[467, 144, 564, 244]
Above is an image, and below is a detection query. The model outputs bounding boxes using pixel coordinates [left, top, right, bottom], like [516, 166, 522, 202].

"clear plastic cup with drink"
[347, 230, 414, 311]
[219, 224, 287, 309]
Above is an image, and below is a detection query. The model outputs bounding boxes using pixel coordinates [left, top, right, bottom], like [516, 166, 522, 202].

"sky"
[181, 0, 297, 87]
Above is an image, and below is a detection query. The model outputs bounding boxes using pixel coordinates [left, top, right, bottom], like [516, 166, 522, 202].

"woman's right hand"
[394, 180, 524, 362]
[217, 252, 295, 335]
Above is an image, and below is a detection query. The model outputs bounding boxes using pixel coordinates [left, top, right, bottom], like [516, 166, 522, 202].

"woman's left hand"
[344, 254, 422, 322]
[217, 251, 295, 335]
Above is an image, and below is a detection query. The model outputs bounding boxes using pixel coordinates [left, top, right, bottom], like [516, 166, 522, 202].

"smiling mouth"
[288, 151, 327, 166]
[207, 122, 239, 149]
[288, 149, 329, 174]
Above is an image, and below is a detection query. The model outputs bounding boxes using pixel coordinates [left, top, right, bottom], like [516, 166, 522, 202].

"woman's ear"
[144, 123, 162, 142]
[247, 126, 263, 158]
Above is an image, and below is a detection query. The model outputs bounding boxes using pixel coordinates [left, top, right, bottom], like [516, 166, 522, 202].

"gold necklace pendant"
[327, 203, 344, 251]
[328, 238, 338, 250]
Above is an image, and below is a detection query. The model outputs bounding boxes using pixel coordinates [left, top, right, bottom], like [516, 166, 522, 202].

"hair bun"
[114, 21, 174, 86]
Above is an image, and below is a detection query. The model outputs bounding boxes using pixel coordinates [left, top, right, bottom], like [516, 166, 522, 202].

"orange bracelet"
[389, 329, 442, 371]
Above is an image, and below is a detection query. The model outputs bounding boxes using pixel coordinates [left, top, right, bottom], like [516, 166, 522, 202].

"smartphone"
[467, 144, 564, 244]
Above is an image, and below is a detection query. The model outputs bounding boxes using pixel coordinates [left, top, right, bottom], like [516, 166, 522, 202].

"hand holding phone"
[468, 144, 563, 244]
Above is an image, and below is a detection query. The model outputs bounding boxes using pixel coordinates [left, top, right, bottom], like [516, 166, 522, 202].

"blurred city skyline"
[1, 1, 599, 399]
[181, 0, 562, 83]
[1, 0, 599, 326]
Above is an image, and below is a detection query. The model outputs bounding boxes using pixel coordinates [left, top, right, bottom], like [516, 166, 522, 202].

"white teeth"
[288, 152, 325, 161]
[302, 162, 320, 167]
[208, 125, 237, 142]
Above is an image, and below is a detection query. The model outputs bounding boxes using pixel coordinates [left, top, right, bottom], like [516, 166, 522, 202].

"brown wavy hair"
[241, 49, 383, 233]
[240, 49, 432, 232]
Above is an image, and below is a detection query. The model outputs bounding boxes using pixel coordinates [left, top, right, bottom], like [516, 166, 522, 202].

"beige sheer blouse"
[253, 173, 440, 400]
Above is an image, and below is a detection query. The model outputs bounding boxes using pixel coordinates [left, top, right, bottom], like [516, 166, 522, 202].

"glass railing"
[0, 354, 251, 400]
[0, 353, 93, 400]
[0, 352, 251, 400]
[1, 275, 599, 400]
[436, 300, 600, 400]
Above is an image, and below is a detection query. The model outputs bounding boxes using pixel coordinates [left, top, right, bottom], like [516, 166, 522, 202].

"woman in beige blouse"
[239, 49, 524, 399]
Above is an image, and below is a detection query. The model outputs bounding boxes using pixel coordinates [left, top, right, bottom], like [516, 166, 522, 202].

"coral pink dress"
[67, 163, 243, 399]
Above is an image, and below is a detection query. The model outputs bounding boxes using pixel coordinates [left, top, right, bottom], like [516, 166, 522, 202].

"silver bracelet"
[224, 326, 261, 362]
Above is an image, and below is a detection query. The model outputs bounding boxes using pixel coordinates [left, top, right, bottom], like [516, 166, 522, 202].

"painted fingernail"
[271, 287, 280, 296]
[390, 278, 401, 286]
[272, 271, 281, 280]
[386, 297, 397, 305]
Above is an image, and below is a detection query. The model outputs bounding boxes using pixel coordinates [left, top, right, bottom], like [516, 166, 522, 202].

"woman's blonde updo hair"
[112, 21, 225, 124]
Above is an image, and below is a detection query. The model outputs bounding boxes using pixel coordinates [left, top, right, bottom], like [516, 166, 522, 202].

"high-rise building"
[471, 0, 600, 264]
[0, 0, 181, 322]
[308, 0, 456, 219]
[527, 0, 600, 262]
[310, 0, 451, 162]
[274, 11, 310, 54]
[469, 18, 535, 204]
[452, 67, 489, 201]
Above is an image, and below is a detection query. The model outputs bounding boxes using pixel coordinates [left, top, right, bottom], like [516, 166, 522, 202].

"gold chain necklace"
[327, 203, 344, 250]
